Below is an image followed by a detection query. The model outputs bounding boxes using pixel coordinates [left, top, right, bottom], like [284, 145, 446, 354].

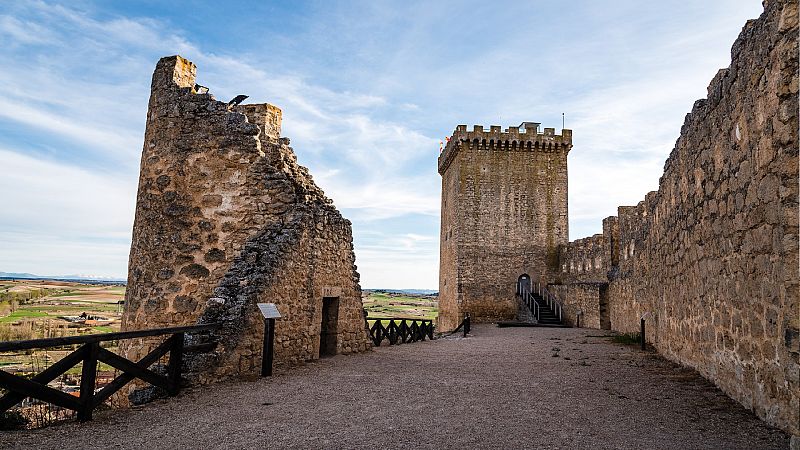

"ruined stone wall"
[122, 56, 370, 383]
[553, 0, 799, 434]
[438, 125, 571, 329]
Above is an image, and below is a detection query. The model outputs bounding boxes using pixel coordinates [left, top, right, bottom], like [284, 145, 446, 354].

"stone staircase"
[528, 291, 563, 326]
[500, 282, 566, 328]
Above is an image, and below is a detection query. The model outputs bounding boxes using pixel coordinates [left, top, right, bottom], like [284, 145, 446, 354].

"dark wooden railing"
[366, 318, 434, 347]
[450, 313, 471, 337]
[0, 323, 219, 422]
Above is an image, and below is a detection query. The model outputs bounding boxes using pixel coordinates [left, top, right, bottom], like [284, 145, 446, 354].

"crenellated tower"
[438, 123, 572, 330]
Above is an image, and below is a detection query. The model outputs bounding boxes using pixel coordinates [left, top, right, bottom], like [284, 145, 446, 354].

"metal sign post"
[640, 312, 651, 351]
[257, 303, 282, 377]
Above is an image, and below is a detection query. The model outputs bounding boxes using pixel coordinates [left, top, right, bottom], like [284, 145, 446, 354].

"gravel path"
[1, 325, 789, 449]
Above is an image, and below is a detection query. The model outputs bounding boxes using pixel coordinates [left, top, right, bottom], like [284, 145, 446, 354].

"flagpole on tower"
[562, 112, 565, 130]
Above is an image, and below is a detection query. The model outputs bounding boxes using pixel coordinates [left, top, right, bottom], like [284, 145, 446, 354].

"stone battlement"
[438, 123, 572, 174]
[150, 55, 283, 140]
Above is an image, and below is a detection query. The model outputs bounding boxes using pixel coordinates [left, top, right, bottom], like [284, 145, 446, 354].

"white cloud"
[0, 0, 766, 288]
[316, 173, 440, 222]
[0, 2, 442, 287]
[0, 232, 130, 279]
[0, 149, 136, 237]
[0, 149, 136, 277]
[0, 97, 142, 161]
[0, 14, 54, 44]
[557, 6, 760, 240]
[354, 231, 439, 289]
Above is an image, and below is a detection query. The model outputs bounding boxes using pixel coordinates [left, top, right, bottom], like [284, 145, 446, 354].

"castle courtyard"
[1, 325, 788, 449]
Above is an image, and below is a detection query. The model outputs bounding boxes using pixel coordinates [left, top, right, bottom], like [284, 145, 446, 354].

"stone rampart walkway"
[2, 325, 789, 449]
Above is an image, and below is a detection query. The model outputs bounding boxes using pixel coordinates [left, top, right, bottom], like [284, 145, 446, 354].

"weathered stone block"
[121, 56, 371, 387]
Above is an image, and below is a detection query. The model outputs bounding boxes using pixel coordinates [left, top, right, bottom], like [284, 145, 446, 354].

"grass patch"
[0, 280, 124, 342]
[0, 309, 49, 323]
[91, 326, 115, 333]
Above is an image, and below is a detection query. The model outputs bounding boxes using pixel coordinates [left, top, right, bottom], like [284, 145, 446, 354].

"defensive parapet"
[438, 124, 573, 174]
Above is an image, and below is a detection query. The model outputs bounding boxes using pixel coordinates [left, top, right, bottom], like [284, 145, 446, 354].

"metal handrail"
[521, 290, 541, 321]
[531, 282, 565, 323]
[520, 282, 566, 324]
[541, 285, 564, 322]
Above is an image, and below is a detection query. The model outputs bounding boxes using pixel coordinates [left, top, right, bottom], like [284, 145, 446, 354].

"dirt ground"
[1, 325, 790, 449]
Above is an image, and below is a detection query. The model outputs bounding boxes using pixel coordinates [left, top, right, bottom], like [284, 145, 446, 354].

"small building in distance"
[437, 123, 572, 330]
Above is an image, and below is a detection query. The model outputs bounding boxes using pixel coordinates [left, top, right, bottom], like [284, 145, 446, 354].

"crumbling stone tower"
[121, 56, 370, 382]
[438, 124, 572, 330]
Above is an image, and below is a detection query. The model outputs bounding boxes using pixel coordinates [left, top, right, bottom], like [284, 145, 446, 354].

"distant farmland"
[362, 290, 438, 321]
[0, 279, 125, 370]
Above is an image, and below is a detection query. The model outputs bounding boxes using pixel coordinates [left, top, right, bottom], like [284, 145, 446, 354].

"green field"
[0, 280, 126, 371]
[0, 309, 49, 323]
[362, 290, 438, 321]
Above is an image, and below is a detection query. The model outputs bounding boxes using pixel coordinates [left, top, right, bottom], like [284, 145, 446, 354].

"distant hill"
[0, 271, 126, 284]
[0, 271, 39, 279]
[365, 288, 438, 296]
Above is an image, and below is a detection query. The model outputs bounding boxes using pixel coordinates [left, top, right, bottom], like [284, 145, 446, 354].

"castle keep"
[121, 56, 370, 383]
[437, 124, 571, 330]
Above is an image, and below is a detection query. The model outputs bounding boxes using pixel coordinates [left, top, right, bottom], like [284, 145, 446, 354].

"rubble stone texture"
[121, 56, 370, 384]
[438, 125, 572, 330]
[549, 0, 798, 435]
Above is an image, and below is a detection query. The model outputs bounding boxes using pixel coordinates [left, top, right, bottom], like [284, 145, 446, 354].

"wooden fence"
[0, 323, 219, 422]
[366, 318, 434, 347]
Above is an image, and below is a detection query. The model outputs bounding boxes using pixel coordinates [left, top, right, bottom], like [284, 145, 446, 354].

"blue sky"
[0, 1, 763, 288]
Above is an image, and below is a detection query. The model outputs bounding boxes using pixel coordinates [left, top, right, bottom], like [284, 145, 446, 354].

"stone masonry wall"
[121, 56, 370, 385]
[553, 0, 799, 435]
[438, 125, 572, 330]
[548, 283, 603, 329]
[556, 233, 609, 283]
[606, 201, 655, 336]
[438, 150, 461, 331]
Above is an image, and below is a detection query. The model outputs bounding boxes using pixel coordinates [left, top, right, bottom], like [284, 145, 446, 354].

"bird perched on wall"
[227, 95, 249, 109]
[194, 83, 209, 94]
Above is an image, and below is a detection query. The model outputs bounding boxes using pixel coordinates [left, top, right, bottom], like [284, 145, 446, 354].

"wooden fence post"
[78, 342, 99, 422]
[167, 332, 184, 395]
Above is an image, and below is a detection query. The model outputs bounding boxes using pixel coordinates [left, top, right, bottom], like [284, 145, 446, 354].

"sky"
[0, 1, 764, 288]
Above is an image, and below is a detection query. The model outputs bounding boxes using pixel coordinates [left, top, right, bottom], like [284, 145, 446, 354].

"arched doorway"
[517, 274, 531, 296]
